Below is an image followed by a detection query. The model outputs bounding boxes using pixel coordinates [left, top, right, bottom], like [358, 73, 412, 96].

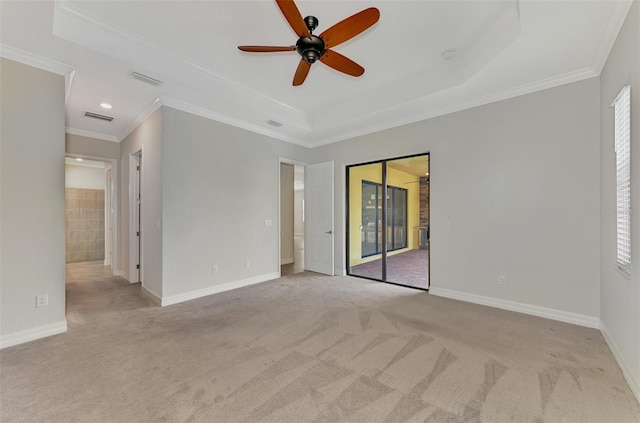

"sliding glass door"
[349, 163, 383, 280]
[361, 181, 382, 257]
[347, 153, 430, 290]
[361, 182, 407, 257]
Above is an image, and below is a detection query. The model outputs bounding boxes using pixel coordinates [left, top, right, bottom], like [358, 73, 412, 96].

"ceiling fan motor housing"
[296, 35, 325, 63]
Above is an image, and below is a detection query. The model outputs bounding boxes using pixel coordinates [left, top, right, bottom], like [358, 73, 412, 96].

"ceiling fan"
[238, 0, 380, 86]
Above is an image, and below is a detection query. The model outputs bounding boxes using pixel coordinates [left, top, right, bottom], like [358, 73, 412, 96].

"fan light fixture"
[238, 0, 380, 86]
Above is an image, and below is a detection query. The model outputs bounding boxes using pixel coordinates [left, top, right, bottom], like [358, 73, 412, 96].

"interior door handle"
[325, 230, 333, 235]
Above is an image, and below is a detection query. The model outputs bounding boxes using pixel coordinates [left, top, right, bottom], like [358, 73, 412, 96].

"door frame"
[104, 166, 113, 267]
[129, 150, 142, 284]
[65, 153, 119, 276]
[345, 152, 430, 290]
[278, 157, 307, 277]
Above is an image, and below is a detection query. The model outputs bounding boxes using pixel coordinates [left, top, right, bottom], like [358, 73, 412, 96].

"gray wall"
[119, 108, 163, 297]
[161, 107, 310, 298]
[66, 133, 119, 159]
[313, 77, 601, 320]
[599, 0, 640, 397]
[1, 58, 66, 343]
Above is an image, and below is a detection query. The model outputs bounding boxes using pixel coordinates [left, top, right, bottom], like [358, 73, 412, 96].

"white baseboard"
[0, 320, 67, 349]
[429, 287, 600, 328]
[335, 268, 346, 276]
[160, 272, 279, 307]
[280, 257, 294, 265]
[142, 286, 162, 306]
[119, 271, 130, 281]
[600, 322, 640, 403]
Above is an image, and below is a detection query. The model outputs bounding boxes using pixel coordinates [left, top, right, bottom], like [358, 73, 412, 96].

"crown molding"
[65, 69, 77, 110]
[66, 127, 119, 143]
[590, 0, 633, 75]
[151, 66, 598, 148]
[0, 44, 78, 112]
[158, 96, 316, 148]
[68, 65, 599, 149]
[312, 67, 599, 148]
[0, 43, 75, 76]
[118, 97, 162, 142]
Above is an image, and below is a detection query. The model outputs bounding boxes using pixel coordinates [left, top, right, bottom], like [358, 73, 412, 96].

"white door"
[304, 161, 334, 275]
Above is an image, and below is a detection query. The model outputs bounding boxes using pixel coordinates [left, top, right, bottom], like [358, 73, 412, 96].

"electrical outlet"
[36, 294, 48, 307]
[498, 275, 506, 285]
[264, 219, 272, 227]
[245, 260, 250, 269]
[212, 265, 218, 274]
[444, 219, 451, 229]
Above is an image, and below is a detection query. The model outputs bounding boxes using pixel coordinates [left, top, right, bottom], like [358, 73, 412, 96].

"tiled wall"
[419, 177, 430, 227]
[419, 177, 430, 249]
[65, 188, 105, 263]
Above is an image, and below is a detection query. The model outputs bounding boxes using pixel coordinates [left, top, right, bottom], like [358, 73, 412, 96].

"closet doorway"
[346, 153, 430, 290]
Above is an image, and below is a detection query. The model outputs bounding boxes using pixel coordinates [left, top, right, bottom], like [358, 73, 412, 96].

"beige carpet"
[1, 262, 638, 423]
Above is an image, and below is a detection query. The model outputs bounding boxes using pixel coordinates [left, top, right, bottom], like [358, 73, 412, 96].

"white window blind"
[614, 85, 631, 275]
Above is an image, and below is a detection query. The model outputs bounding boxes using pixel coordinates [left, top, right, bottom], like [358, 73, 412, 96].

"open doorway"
[280, 162, 305, 276]
[346, 153, 430, 290]
[65, 157, 110, 267]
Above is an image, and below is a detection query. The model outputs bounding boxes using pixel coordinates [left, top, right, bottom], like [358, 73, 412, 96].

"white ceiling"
[0, 1, 632, 147]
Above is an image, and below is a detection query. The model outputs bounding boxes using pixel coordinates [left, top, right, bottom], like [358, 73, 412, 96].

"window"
[614, 85, 631, 276]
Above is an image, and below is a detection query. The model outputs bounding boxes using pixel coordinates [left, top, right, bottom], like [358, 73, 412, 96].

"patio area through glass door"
[346, 153, 430, 290]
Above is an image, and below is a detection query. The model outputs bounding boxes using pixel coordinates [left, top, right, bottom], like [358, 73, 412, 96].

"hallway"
[65, 261, 151, 326]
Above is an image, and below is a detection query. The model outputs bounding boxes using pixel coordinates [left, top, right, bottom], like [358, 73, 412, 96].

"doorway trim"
[129, 150, 142, 285]
[104, 166, 113, 267]
[278, 157, 307, 278]
[65, 153, 119, 277]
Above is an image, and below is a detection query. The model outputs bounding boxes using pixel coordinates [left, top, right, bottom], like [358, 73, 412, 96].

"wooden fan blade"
[275, 0, 311, 38]
[238, 46, 296, 52]
[319, 7, 380, 48]
[319, 50, 364, 77]
[293, 59, 311, 86]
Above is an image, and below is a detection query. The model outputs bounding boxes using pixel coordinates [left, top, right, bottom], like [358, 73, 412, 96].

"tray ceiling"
[0, 1, 632, 147]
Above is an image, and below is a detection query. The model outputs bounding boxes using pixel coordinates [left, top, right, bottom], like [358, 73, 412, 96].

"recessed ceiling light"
[100, 103, 112, 109]
[441, 48, 456, 61]
[76, 158, 83, 162]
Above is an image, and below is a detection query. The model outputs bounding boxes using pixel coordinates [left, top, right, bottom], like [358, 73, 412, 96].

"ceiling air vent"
[84, 111, 114, 122]
[130, 72, 163, 86]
